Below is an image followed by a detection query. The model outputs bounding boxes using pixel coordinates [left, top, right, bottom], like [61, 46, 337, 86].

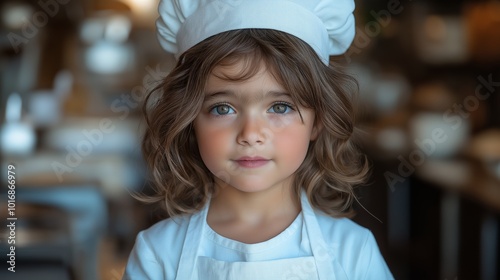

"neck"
[208, 180, 301, 225]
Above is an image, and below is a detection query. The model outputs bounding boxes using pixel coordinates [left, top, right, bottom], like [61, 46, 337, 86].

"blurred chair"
[0, 202, 73, 280]
[14, 184, 107, 280]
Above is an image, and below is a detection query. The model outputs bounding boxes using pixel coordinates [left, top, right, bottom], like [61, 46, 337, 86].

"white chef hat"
[157, 0, 355, 65]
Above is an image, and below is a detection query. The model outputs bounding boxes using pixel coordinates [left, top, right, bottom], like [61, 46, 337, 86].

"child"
[124, 0, 394, 279]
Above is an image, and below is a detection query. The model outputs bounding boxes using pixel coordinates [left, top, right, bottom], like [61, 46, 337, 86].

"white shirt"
[124, 192, 393, 279]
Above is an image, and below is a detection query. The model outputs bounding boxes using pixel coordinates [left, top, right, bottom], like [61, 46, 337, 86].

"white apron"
[175, 191, 349, 280]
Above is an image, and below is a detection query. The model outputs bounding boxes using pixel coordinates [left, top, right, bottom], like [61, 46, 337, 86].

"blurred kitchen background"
[0, 0, 499, 279]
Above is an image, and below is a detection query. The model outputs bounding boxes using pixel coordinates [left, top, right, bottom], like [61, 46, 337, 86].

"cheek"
[198, 133, 225, 154]
[194, 122, 233, 168]
[272, 113, 315, 152]
[273, 126, 312, 163]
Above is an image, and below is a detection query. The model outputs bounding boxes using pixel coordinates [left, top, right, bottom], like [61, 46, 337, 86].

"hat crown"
[157, 0, 356, 64]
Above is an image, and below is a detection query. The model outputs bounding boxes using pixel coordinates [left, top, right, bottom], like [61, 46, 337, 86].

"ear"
[310, 121, 323, 141]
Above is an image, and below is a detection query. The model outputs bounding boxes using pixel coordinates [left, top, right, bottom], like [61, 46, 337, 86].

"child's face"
[194, 61, 320, 193]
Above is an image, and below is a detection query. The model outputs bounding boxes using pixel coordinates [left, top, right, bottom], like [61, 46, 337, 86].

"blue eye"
[209, 104, 235, 115]
[268, 103, 294, 114]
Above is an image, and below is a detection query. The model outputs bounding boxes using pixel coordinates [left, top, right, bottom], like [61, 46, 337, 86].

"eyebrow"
[203, 90, 291, 103]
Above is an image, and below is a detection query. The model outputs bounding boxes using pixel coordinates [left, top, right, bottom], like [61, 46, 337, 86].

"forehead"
[211, 56, 266, 79]
[204, 59, 291, 103]
[207, 60, 281, 88]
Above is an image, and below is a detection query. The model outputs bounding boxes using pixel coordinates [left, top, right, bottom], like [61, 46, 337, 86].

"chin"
[226, 180, 282, 194]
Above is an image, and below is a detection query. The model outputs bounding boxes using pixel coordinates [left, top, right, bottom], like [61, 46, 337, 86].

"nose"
[236, 114, 267, 146]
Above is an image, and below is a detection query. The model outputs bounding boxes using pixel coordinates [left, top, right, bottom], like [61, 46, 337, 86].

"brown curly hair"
[139, 29, 369, 218]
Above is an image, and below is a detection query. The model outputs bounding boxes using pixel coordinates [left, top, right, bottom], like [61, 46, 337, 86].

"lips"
[234, 156, 270, 168]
